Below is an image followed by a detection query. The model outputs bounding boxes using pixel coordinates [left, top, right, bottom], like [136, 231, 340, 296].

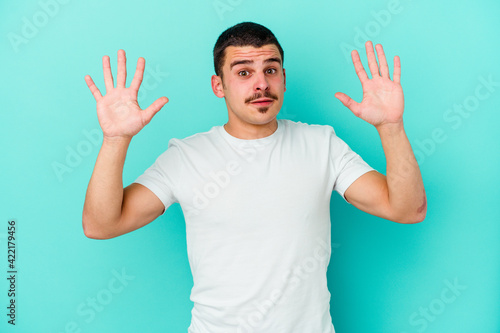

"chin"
[251, 111, 279, 125]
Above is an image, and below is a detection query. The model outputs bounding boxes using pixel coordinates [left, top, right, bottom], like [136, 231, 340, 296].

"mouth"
[250, 98, 275, 107]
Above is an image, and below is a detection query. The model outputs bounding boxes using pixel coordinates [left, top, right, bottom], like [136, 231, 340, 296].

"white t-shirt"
[134, 119, 375, 333]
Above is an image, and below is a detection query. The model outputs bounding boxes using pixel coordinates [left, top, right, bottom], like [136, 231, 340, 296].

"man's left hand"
[335, 41, 404, 129]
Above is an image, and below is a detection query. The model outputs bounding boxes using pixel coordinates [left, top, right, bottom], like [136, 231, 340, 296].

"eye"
[266, 68, 277, 74]
[238, 70, 250, 77]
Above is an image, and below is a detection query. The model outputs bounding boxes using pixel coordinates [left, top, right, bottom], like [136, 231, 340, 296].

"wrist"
[102, 135, 132, 146]
[375, 121, 405, 136]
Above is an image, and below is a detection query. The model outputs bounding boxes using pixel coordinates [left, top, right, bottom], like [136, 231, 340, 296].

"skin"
[82, 40, 426, 239]
[336, 41, 426, 223]
[82, 51, 167, 239]
[211, 44, 286, 139]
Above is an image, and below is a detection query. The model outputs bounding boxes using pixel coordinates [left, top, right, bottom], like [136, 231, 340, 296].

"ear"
[283, 68, 286, 92]
[211, 75, 225, 98]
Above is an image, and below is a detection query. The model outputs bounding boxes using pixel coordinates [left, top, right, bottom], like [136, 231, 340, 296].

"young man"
[83, 22, 426, 332]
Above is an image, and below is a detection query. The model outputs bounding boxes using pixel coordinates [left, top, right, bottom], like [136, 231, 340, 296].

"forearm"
[82, 136, 132, 238]
[377, 122, 426, 223]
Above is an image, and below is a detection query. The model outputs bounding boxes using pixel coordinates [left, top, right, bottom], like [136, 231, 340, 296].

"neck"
[224, 119, 278, 140]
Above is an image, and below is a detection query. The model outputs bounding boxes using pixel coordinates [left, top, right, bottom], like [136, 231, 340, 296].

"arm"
[335, 41, 426, 224]
[82, 50, 169, 239]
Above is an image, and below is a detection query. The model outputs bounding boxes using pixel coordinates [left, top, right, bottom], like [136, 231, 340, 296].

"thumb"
[143, 97, 169, 125]
[335, 92, 361, 117]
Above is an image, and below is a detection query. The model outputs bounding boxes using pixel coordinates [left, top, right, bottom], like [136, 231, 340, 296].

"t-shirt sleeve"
[133, 141, 181, 215]
[328, 126, 375, 204]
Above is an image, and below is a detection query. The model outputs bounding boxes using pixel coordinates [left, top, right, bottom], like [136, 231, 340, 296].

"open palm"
[335, 41, 404, 128]
[85, 49, 168, 139]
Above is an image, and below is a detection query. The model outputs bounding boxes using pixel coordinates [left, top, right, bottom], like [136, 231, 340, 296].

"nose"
[253, 71, 269, 91]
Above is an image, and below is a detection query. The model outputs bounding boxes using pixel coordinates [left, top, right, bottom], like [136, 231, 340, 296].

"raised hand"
[335, 41, 404, 129]
[84, 49, 168, 139]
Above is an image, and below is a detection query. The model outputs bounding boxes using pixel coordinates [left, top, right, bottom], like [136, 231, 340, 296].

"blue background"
[1, 0, 499, 332]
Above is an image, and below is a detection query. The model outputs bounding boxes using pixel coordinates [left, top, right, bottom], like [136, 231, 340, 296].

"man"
[83, 22, 426, 332]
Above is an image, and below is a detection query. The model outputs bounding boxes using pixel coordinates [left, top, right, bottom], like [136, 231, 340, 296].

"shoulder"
[148, 126, 220, 166]
[281, 119, 337, 138]
[166, 124, 220, 150]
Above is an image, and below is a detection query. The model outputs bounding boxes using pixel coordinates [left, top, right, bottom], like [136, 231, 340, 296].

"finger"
[142, 97, 169, 125]
[335, 92, 361, 117]
[116, 49, 127, 88]
[130, 57, 145, 93]
[84, 75, 102, 101]
[375, 44, 390, 79]
[365, 41, 380, 78]
[102, 55, 114, 91]
[393, 55, 401, 83]
[351, 50, 369, 84]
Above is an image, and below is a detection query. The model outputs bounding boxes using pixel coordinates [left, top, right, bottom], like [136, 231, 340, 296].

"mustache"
[245, 91, 278, 104]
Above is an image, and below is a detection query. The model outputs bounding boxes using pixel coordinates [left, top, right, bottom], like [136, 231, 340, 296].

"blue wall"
[1, 0, 499, 332]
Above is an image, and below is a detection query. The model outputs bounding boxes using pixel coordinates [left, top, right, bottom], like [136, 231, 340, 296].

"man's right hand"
[84, 49, 168, 139]
[82, 49, 167, 239]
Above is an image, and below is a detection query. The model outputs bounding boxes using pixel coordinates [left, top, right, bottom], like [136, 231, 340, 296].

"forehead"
[223, 44, 282, 66]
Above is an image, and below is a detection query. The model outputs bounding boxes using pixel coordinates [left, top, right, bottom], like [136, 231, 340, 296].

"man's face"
[211, 44, 286, 127]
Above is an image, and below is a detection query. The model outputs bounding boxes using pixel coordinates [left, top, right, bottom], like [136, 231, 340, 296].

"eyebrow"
[229, 57, 282, 70]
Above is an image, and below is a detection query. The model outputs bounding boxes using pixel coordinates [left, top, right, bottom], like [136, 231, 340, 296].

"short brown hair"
[213, 22, 284, 79]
